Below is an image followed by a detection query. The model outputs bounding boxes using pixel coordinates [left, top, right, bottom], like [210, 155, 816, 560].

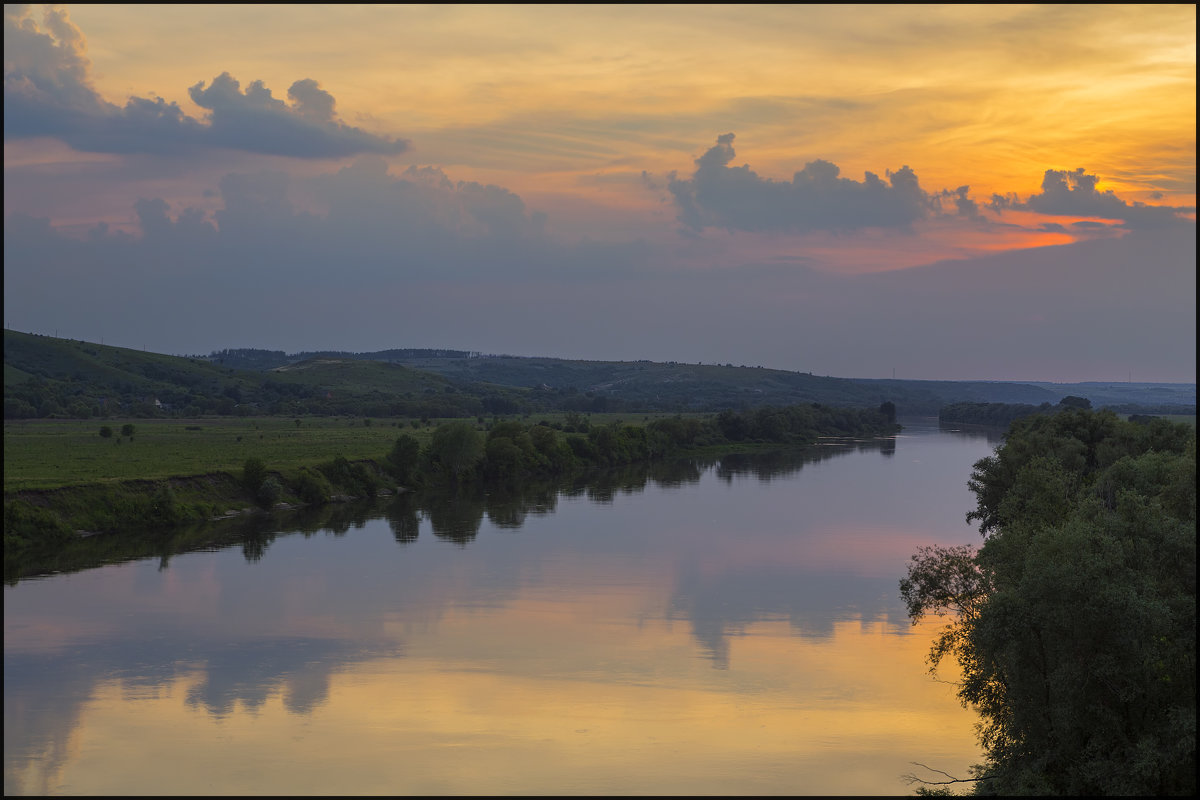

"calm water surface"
[5, 419, 1001, 795]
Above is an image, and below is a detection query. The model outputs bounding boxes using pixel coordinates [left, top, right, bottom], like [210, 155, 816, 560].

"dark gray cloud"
[184, 72, 408, 158]
[990, 167, 1193, 230]
[2, 6, 408, 158]
[286, 78, 336, 122]
[667, 133, 960, 233]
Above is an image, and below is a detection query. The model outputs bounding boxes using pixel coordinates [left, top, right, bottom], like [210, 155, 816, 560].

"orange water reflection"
[8, 597, 978, 796]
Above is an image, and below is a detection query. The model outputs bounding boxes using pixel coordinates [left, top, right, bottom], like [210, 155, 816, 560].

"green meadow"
[1152, 413, 1196, 425]
[4, 417, 394, 491]
[2, 412, 682, 492]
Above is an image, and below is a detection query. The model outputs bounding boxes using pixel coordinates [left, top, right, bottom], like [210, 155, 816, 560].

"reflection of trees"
[319, 502, 374, 536]
[234, 501, 373, 562]
[936, 420, 1007, 444]
[481, 479, 559, 529]
[423, 484, 486, 545]
[287, 499, 376, 537]
[581, 463, 654, 503]
[646, 458, 709, 487]
[382, 494, 420, 544]
[715, 441, 879, 483]
[9, 447, 890, 577]
[241, 531, 271, 563]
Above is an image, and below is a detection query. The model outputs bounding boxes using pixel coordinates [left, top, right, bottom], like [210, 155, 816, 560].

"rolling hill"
[4, 331, 1194, 419]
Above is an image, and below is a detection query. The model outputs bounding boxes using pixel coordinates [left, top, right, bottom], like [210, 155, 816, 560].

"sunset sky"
[4, 4, 1195, 381]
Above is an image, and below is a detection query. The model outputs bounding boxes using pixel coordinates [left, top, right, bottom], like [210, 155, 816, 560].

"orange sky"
[16, 4, 1196, 218]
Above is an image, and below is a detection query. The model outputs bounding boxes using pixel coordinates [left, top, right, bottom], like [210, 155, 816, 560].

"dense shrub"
[4, 500, 74, 551]
[384, 434, 423, 485]
[256, 477, 283, 507]
[293, 468, 332, 505]
[427, 421, 484, 480]
[147, 482, 181, 525]
[242, 457, 268, 494]
[317, 456, 381, 498]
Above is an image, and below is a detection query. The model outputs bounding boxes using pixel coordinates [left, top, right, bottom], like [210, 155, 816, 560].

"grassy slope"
[267, 358, 458, 395]
[4, 331, 246, 390]
[2, 330, 505, 411]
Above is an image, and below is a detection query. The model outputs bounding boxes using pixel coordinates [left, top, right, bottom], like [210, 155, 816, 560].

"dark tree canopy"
[428, 421, 485, 481]
[1057, 394, 1092, 409]
[241, 457, 268, 494]
[903, 409, 1196, 795]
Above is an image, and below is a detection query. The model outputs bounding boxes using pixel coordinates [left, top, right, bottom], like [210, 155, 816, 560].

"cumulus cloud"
[990, 167, 1193, 230]
[286, 78, 336, 122]
[3, 4, 108, 135]
[184, 72, 407, 158]
[667, 133, 965, 233]
[3, 6, 408, 158]
[667, 134, 1192, 237]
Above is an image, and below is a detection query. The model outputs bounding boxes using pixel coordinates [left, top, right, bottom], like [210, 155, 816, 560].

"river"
[4, 418, 1002, 795]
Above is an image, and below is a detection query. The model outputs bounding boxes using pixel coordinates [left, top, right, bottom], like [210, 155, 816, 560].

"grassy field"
[3, 412, 690, 491]
[1153, 414, 1196, 426]
[1122, 413, 1196, 426]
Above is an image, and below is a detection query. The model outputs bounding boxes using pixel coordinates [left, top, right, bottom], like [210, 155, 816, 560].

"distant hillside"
[205, 347, 477, 371]
[192, 346, 1194, 414]
[382, 356, 1194, 414]
[6, 331, 1194, 419]
[1023, 381, 1198, 412]
[3, 332, 524, 419]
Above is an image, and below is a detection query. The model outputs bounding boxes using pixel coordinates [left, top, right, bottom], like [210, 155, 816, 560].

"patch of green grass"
[1123, 413, 1196, 426]
[3, 417, 423, 491]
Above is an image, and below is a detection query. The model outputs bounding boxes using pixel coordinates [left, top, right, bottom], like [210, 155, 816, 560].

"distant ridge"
[4, 331, 1194, 419]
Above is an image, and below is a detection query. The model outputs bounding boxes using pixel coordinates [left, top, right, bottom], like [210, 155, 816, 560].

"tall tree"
[428, 421, 484, 482]
[902, 410, 1196, 795]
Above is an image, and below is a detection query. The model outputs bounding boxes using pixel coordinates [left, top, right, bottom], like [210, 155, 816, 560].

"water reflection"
[715, 438, 889, 482]
[184, 637, 400, 716]
[936, 419, 1008, 443]
[670, 566, 911, 669]
[5, 425, 991, 795]
[6, 439, 904, 583]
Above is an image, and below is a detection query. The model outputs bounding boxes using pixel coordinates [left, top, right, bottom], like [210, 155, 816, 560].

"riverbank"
[4, 436, 899, 587]
[3, 461, 397, 555]
[5, 405, 901, 555]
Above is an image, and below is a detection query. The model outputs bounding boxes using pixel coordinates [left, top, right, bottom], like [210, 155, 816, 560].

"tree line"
[938, 396, 1094, 428]
[376, 402, 900, 490]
